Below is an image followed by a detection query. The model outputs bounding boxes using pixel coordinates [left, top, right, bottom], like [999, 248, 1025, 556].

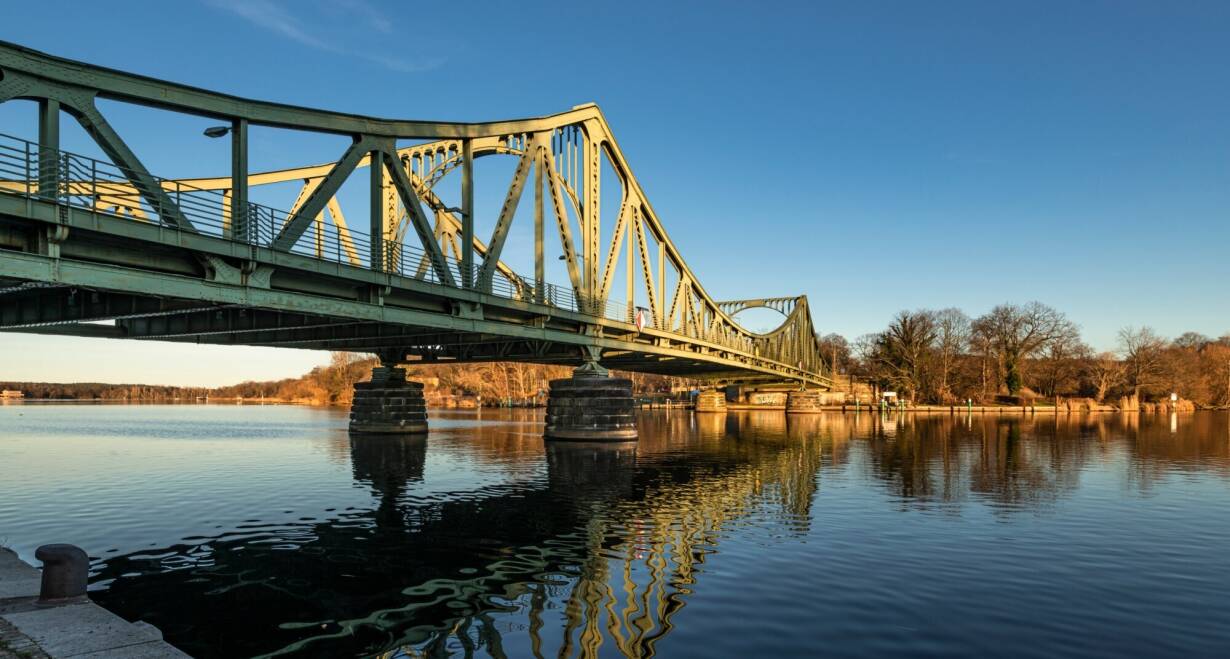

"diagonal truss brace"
[0, 72, 194, 231]
[382, 148, 456, 287]
[273, 137, 373, 250]
[477, 135, 536, 293]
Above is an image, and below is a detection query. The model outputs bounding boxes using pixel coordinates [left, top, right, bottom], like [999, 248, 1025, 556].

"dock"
[0, 548, 188, 658]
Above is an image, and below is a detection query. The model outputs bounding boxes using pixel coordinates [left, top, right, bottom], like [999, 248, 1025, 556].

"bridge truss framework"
[0, 41, 831, 388]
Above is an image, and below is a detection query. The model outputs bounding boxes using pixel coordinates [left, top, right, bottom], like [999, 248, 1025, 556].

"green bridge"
[0, 42, 831, 437]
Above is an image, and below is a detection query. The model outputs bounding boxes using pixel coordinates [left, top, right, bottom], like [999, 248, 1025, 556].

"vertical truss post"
[37, 99, 60, 200]
[626, 208, 635, 321]
[230, 118, 248, 241]
[657, 241, 665, 327]
[534, 143, 545, 303]
[382, 164, 396, 269]
[460, 138, 475, 289]
[584, 129, 601, 306]
[370, 148, 385, 271]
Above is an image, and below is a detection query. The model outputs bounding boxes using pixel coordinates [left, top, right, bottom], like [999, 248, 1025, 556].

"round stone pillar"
[786, 389, 824, 414]
[349, 366, 428, 434]
[545, 372, 638, 442]
[695, 389, 727, 413]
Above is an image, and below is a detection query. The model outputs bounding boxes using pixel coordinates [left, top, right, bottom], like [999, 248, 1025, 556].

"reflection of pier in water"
[91, 412, 832, 658]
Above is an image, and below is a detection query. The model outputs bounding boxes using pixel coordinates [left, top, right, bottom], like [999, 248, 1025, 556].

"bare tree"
[1173, 332, 1211, 350]
[1118, 326, 1166, 397]
[967, 330, 996, 402]
[873, 310, 938, 402]
[1203, 343, 1230, 407]
[1087, 351, 1123, 403]
[932, 308, 971, 403]
[973, 302, 1079, 395]
[850, 332, 885, 393]
[1034, 335, 1089, 397]
[817, 333, 851, 377]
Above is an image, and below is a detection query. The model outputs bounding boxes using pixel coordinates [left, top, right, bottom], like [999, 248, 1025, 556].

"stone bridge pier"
[349, 352, 428, 435]
[695, 389, 727, 413]
[786, 389, 825, 414]
[544, 348, 637, 442]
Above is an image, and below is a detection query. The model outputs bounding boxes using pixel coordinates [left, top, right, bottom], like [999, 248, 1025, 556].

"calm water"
[1, 405, 1229, 658]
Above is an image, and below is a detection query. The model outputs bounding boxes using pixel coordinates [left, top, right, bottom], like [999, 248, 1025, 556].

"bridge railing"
[0, 132, 642, 327]
[0, 132, 264, 239]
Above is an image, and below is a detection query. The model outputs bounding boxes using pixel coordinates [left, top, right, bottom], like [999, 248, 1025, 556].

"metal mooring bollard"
[35, 544, 88, 604]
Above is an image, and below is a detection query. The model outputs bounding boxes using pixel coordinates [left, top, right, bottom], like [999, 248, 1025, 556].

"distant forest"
[2, 353, 686, 406]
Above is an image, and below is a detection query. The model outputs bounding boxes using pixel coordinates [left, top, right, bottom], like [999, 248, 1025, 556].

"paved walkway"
[1, 617, 51, 659]
[0, 548, 188, 658]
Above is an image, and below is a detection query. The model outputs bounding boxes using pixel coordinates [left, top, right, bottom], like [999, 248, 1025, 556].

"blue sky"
[1, 1, 1228, 386]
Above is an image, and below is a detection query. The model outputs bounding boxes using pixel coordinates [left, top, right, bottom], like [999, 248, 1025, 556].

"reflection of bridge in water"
[84, 411, 1230, 657]
[90, 412, 831, 657]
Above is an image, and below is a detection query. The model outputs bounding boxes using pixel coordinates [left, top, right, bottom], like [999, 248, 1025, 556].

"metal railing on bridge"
[0, 132, 640, 327]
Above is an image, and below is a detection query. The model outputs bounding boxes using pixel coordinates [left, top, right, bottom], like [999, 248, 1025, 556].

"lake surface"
[1, 404, 1229, 658]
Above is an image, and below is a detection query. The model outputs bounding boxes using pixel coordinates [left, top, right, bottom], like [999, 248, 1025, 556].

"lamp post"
[203, 123, 248, 241]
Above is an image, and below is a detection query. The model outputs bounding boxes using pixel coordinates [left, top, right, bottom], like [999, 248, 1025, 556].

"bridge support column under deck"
[544, 357, 637, 442]
[786, 390, 825, 414]
[349, 365, 428, 434]
[695, 389, 727, 414]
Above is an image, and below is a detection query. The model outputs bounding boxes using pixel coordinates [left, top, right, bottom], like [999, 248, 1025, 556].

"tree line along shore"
[4, 300, 1228, 410]
[820, 301, 1230, 410]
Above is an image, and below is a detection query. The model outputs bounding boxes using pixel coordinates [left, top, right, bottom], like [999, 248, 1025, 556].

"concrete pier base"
[786, 390, 825, 414]
[349, 366, 428, 434]
[544, 371, 638, 442]
[695, 389, 727, 413]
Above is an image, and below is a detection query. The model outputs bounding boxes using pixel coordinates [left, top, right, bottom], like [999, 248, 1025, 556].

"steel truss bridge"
[0, 42, 831, 387]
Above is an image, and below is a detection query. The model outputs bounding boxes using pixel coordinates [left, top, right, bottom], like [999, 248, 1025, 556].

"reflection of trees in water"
[861, 415, 1097, 509]
[92, 412, 830, 658]
[967, 418, 1088, 509]
[857, 412, 1230, 511]
[1123, 412, 1230, 492]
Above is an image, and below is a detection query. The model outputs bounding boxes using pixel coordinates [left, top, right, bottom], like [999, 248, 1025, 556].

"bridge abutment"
[349, 366, 428, 435]
[544, 361, 638, 442]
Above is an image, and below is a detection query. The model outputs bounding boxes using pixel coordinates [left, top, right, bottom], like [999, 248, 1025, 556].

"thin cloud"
[205, 0, 443, 73]
[333, 0, 394, 34]
[209, 0, 329, 51]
